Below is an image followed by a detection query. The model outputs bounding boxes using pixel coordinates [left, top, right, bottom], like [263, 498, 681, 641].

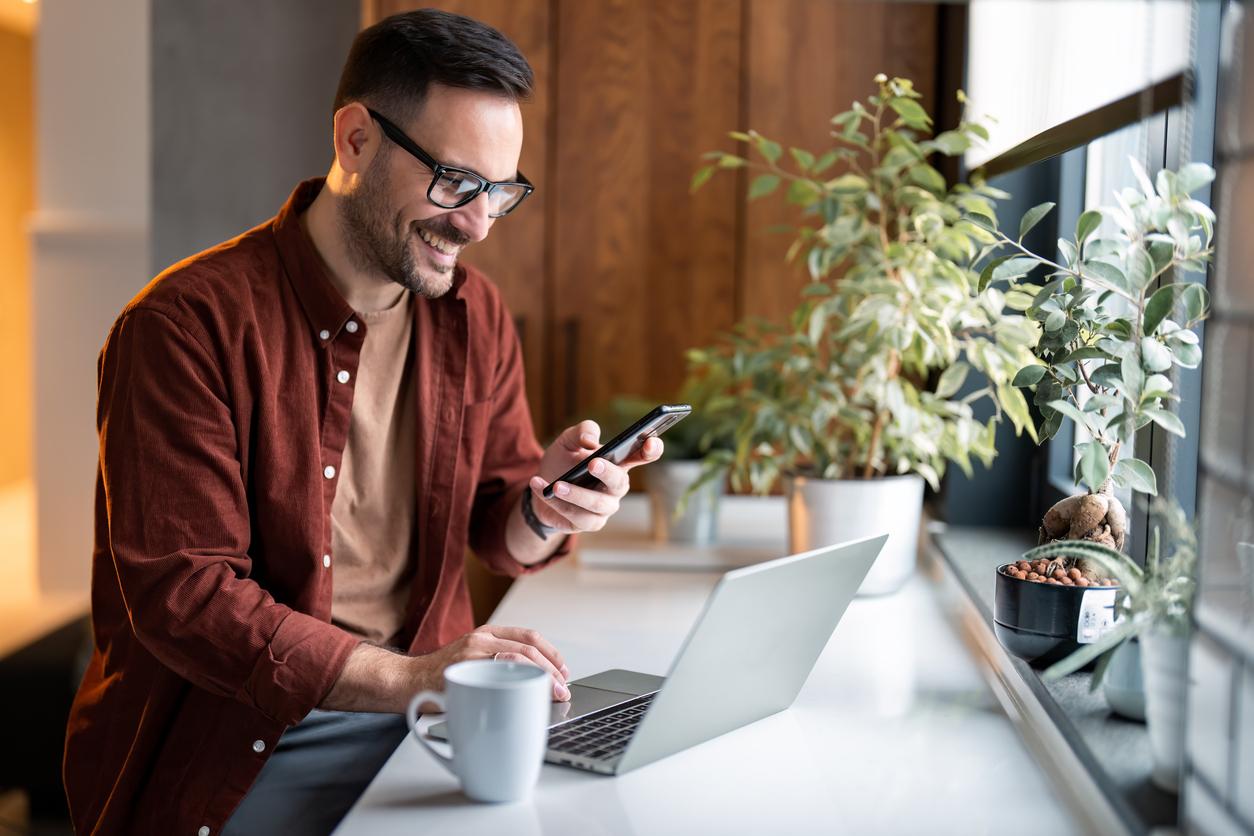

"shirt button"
[345, 320, 359, 334]
[323, 554, 331, 568]
[324, 465, 336, 479]
[337, 370, 351, 384]
[252, 739, 266, 753]
[318, 329, 330, 341]
[199, 827, 211, 836]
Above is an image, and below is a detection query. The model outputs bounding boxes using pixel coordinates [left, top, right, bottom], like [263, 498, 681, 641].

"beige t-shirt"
[329, 292, 418, 645]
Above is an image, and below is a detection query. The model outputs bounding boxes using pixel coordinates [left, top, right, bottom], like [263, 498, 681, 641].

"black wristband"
[521, 489, 559, 541]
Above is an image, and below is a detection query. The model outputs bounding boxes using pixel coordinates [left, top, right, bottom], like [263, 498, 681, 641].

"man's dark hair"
[333, 9, 533, 121]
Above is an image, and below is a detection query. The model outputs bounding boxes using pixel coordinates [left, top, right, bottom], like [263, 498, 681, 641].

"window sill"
[925, 524, 1177, 836]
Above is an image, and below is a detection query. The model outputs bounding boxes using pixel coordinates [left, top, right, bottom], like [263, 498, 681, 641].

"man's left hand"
[528, 420, 663, 534]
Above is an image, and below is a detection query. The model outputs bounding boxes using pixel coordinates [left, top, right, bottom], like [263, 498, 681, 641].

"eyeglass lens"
[430, 171, 527, 217]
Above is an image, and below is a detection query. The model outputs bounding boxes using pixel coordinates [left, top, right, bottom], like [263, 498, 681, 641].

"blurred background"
[1, 1, 1251, 833]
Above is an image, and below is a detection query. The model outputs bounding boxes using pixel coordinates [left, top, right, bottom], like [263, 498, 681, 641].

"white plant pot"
[786, 474, 924, 596]
[1141, 629, 1190, 793]
[644, 460, 724, 546]
[1101, 637, 1146, 722]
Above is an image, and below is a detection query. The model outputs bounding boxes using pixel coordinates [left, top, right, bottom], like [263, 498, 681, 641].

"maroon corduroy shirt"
[63, 179, 571, 835]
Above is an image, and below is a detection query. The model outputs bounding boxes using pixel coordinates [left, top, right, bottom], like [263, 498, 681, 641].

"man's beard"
[337, 156, 468, 299]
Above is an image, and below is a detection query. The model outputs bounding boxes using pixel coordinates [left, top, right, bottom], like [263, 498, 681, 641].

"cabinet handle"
[563, 318, 579, 422]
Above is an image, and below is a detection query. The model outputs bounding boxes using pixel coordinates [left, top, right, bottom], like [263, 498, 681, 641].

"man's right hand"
[321, 624, 570, 714]
[418, 624, 571, 702]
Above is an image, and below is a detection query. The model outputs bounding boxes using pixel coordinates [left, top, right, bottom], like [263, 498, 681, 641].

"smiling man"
[62, 10, 659, 835]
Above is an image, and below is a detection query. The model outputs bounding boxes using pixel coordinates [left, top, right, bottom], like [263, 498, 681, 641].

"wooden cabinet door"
[740, 0, 939, 324]
[549, 0, 742, 426]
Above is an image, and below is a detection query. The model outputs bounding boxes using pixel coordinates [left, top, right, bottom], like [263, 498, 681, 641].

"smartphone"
[542, 403, 692, 499]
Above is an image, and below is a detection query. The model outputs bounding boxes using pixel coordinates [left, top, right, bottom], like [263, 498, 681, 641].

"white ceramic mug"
[406, 659, 551, 803]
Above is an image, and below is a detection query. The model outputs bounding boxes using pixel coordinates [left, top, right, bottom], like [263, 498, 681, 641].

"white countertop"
[337, 497, 1082, 835]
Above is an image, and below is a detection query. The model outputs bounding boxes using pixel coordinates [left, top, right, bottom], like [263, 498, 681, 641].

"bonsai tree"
[973, 159, 1214, 574]
[1026, 499, 1197, 688]
[685, 75, 1039, 495]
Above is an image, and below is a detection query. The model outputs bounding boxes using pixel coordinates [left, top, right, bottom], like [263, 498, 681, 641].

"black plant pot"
[993, 565, 1120, 667]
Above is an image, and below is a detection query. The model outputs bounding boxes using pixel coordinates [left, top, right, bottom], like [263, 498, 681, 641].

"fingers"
[490, 639, 570, 701]
[493, 651, 571, 701]
[557, 420, 601, 454]
[619, 436, 664, 471]
[486, 625, 567, 675]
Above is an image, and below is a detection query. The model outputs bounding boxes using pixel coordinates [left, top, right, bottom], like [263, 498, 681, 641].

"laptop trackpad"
[427, 669, 665, 740]
[573, 669, 665, 695]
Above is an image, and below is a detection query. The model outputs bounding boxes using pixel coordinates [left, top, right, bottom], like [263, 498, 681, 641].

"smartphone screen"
[542, 404, 692, 499]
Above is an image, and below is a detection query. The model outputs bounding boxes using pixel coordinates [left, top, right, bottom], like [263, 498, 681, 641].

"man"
[62, 10, 660, 834]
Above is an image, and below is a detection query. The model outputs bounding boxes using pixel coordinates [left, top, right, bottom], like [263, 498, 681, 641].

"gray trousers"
[221, 709, 408, 836]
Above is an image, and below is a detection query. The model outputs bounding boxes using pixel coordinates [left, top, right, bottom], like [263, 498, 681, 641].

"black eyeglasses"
[367, 108, 534, 218]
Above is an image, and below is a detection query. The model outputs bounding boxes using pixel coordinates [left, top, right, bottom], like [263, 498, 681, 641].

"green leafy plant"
[973, 160, 1214, 550]
[1033, 499, 1197, 689]
[685, 75, 1039, 494]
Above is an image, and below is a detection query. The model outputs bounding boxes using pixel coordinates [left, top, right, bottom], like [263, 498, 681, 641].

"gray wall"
[151, 0, 359, 273]
[1182, 3, 1254, 834]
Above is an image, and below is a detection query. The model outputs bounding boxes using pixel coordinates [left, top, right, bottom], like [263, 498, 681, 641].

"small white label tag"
[1077, 588, 1118, 644]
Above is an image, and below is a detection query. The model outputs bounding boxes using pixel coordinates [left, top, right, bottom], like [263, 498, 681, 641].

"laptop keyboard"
[547, 692, 657, 762]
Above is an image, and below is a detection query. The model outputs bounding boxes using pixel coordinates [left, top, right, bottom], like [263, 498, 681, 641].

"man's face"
[339, 84, 524, 298]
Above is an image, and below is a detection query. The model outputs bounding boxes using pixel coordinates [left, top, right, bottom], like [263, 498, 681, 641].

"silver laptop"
[430, 534, 886, 775]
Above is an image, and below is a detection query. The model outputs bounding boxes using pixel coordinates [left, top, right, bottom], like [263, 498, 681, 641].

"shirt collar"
[272, 178, 469, 342]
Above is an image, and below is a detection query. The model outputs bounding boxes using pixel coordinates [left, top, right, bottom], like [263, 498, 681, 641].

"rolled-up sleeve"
[467, 303, 575, 576]
[98, 307, 358, 726]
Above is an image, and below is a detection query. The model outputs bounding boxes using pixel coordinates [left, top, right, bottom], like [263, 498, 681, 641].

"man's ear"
[332, 103, 377, 176]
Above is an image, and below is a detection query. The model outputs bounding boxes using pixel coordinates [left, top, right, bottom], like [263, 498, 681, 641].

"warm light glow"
[20, 0, 36, 6]
[0, 481, 38, 602]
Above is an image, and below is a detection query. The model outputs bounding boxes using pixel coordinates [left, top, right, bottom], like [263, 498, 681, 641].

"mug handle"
[406, 691, 457, 777]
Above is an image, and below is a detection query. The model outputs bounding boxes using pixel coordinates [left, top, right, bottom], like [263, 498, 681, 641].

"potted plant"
[686, 75, 1039, 595]
[978, 159, 1214, 552]
[980, 159, 1214, 794]
[1023, 501, 1198, 793]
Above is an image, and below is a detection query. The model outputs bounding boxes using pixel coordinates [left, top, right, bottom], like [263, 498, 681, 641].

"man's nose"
[449, 192, 494, 243]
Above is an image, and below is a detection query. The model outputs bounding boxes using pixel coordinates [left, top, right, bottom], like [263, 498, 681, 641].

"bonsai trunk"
[1038, 443, 1128, 579]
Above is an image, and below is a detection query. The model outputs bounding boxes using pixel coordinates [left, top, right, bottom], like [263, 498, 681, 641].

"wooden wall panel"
[373, 0, 553, 420]
[364, 0, 940, 424]
[740, 0, 938, 324]
[551, 0, 742, 425]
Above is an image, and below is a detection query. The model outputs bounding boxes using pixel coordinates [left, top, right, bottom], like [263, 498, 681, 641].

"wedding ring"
[493, 651, 502, 662]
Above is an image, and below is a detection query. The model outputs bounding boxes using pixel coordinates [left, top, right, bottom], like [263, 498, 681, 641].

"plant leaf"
[1011, 364, 1047, 387]
[998, 384, 1038, 442]
[1113, 457, 1158, 495]
[1175, 162, 1215, 194]
[1181, 283, 1209, 321]
[1076, 210, 1103, 248]
[1083, 260, 1129, 292]
[1141, 337, 1173, 372]
[1143, 406, 1186, 437]
[1042, 617, 1142, 682]
[1143, 285, 1176, 335]
[1079, 440, 1111, 492]
[789, 147, 816, 171]
[888, 97, 930, 128]
[689, 165, 716, 193]
[936, 362, 970, 399]
[748, 174, 781, 200]
[993, 256, 1041, 282]
[1047, 399, 1096, 435]
[1019, 202, 1056, 241]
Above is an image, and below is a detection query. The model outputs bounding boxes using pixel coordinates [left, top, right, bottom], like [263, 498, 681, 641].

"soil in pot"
[994, 562, 1120, 667]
